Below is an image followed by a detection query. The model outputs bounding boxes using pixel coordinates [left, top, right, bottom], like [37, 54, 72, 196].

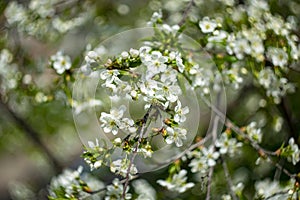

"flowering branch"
[199, 95, 296, 179]
[122, 104, 154, 199]
[205, 92, 221, 200]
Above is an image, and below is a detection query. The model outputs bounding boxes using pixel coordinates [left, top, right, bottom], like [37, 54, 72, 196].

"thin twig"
[264, 189, 291, 200]
[83, 175, 139, 197]
[221, 156, 238, 200]
[122, 105, 153, 199]
[178, 0, 195, 26]
[199, 95, 296, 179]
[158, 134, 212, 166]
[206, 92, 221, 200]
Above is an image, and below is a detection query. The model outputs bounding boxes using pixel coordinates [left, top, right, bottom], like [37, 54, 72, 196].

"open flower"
[199, 17, 218, 33]
[157, 170, 194, 193]
[165, 127, 187, 147]
[202, 146, 220, 167]
[99, 105, 126, 135]
[50, 51, 71, 74]
[142, 51, 168, 77]
[110, 159, 138, 178]
[174, 100, 189, 123]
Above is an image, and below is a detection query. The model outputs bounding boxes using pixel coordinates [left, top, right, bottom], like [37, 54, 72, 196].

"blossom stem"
[178, 0, 195, 26]
[221, 156, 238, 200]
[122, 105, 154, 199]
[205, 92, 221, 200]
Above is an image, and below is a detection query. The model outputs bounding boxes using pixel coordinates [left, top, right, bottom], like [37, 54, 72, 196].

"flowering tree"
[1, 0, 300, 199]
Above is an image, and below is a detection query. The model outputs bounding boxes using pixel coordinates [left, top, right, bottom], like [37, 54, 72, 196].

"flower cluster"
[258, 68, 295, 104]
[5, 1, 89, 40]
[0, 49, 19, 94]
[49, 166, 104, 199]
[44, 1, 300, 199]
[110, 158, 138, 178]
[254, 179, 294, 200]
[280, 138, 300, 165]
[100, 105, 136, 135]
[189, 145, 220, 175]
[215, 131, 243, 157]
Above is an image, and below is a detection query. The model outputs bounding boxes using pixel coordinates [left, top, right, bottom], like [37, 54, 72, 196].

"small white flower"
[157, 169, 194, 193]
[110, 159, 138, 178]
[50, 51, 72, 74]
[199, 17, 218, 33]
[165, 127, 187, 147]
[100, 69, 120, 84]
[85, 51, 99, 64]
[215, 133, 242, 157]
[161, 68, 178, 84]
[176, 56, 185, 73]
[149, 10, 162, 24]
[161, 24, 180, 35]
[246, 122, 262, 143]
[99, 105, 126, 135]
[189, 156, 209, 174]
[267, 47, 288, 68]
[233, 38, 251, 59]
[143, 51, 168, 77]
[156, 83, 181, 103]
[129, 48, 139, 58]
[121, 51, 129, 59]
[202, 146, 220, 167]
[132, 179, 156, 200]
[287, 138, 300, 165]
[174, 100, 189, 123]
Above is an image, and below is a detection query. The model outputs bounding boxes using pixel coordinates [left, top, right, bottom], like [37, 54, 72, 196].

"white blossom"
[246, 122, 262, 143]
[99, 105, 126, 135]
[267, 47, 288, 68]
[199, 17, 218, 33]
[287, 138, 300, 165]
[105, 178, 131, 200]
[215, 133, 242, 157]
[142, 51, 168, 78]
[50, 51, 72, 74]
[110, 159, 138, 178]
[165, 126, 187, 147]
[202, 146, 220, 167]
[174, 100, 189, 123]
[157, 170, 194, 193]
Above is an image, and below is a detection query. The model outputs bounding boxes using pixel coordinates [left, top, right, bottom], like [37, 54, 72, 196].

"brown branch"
[206, 92, 221, 200]
[0, 98, 63, 173]
[122, 105, 153, 199]
[178, 0, 195, 26]
[199, 95, 296, 179]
